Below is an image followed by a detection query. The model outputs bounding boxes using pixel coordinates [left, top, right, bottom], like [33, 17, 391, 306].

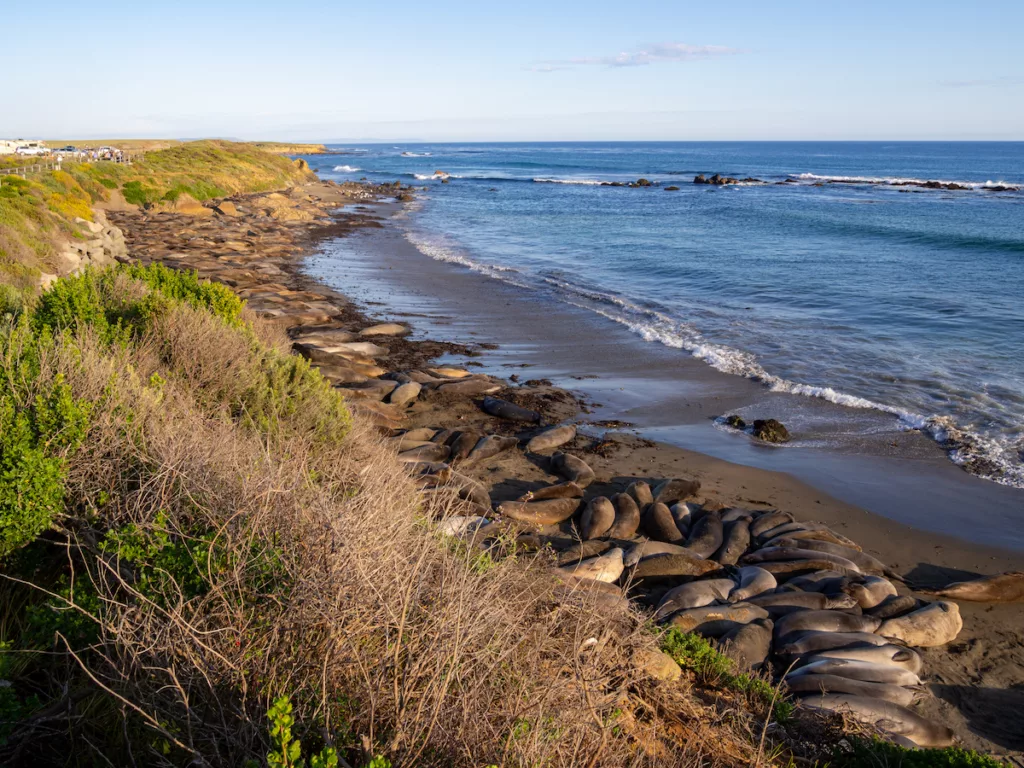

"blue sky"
[3, 0, 1022, 140]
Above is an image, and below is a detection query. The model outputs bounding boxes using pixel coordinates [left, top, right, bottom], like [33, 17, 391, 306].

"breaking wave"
[333, 165, 361, 172]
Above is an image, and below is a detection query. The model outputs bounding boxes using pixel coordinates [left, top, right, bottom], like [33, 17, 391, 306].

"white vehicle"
[15, 144, 48, 156]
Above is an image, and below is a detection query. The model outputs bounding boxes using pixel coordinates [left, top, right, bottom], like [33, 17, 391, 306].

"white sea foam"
[402, 151, 432, 157]
[333, 165, 361, 172]
[413, 171, 457, 180]
[401, 231, 1024, 489]
[792, 172, 1020, 190]
[533, 178, 609, 186]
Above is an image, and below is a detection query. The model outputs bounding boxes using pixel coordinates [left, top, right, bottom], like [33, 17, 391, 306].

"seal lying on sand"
[642, 502, 687, 543]
[560, 547, 624, 583]
[747, 591, 859, 617]
[923, 571, 1024, 603]
[714, 516, 751, 565]
[551, 452, 596, 488]
[774, 610, 881, 640]
[481, 396, 540, 423]
[623, 540, 692, 567]
[788, 658, 921, 686]
[776, 631, 890, 659]
[845, 575, 898, 609]
[607, 493, 641, 539]
[798, 695, 954, 748]
[526, 424, 576, 454]
[626, 480, 654, 507]
[717, 618, 773, 670]
[517, 481, 584, 502]
[685, 512, 723, 558]
[666, 602, 769, 637]
[786, 674, 917, 707]
[654, 578, 737, 620]
[796, 644, 923, 675]
[877, 601, 963, 647]
[497, 497, 581, 526]
[728, 566, 777, 603]
[580, 496, 615, 539]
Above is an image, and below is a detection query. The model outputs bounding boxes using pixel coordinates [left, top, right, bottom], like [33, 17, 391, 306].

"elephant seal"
[401, 427, 438, 442]
[773, 538, 886, 575]
[750, 511, 793, 539]
[448, 430, 485, 461]
[743, 547, 863, 574]
[720, 507, 753, 524]
[606, 493, 641, 539]
[670, 502, 696, 536]
[580, 497, 615, 540]
[517, 481, 584, 502]
[653, 578, 737, 620]
[437, 377, 502, 396]
[652, 478, 701, 505]
[774, 610, 881, 641]
[786, 675, 916, 707]
[642, 502, 687, 543]
[626, 481, 654, 507]
[398, 442, 451, 463]
[629, 552, 722, 580]
[717, 618, 774, 670]
[756, 559, 862, 580]
[465, 435, 518, 465]
[389, 381, 422, 406]
[557, 539, 612, 566]
[551, 452, 596, 488]
[877, 601, 962, 647]
[623, 540, 693, 567]
[666, 603, 769, 637]
[560, 547, 624, 583]
[526, 425, 576, 454]
[775, 631, 890, 659]
[788, 658, 920, 686]
[867, 595, 920, 620]
[799, 645, 923, 675]
[845, 575, 898, 609]
[497, 497, 582, 526]
[685, 512, 724, 558]
[713, 517, 751, 565]
[762, 525, 861, 551]
[481, 396, 540, 423]
[797, 695, 954, 748]
[728, 566, 777, 603]
[783, 570, 854, 595]
[747, 591, 859, 617]
[923, 571, 1024, 603]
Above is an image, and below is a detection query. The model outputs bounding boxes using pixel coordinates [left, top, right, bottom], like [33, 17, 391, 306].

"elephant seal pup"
[774, 610, 881, 641]
[773, 538, 886, 575]
[623, 540, 693, 567]
[557, 539, 612, 566]
[747, 591, 859, 618]
[642, 502, 687, 544]
[717, 618, 774, 670]
[517, 481, 584, 503]
[551, 452, 596, 488]
[776, 631, 890, 659]
[750, 511, 793, 539]
[526, 425, 576, 454]
[654, 578, 738, 620]
[685, 512, 724, 558]
[606, 493, 641, 539]
[560, 547, 624, 583]
[626, 481, 655, 507]
[788, 658, 920, 686]
[799, 645, 923, 675]
[877, 600, 962, 648]
[713, 517, 752, 565]
[580, 497, 616, 540]
[845, 575, 898, 609]
[652, 478, 701, 505]
[797, 695, 954, 748]
[629, 552, 722, 580]
[497, 497, 582, 526]
[728, 566, 777, 603]
[786, 674, 917, 707]
[481, 396, 540, 423]
[923, 570, 1024, 603]
[867, 595, 920, 620]
[464, 435, 519, 465]
[667, 603, 769, 637]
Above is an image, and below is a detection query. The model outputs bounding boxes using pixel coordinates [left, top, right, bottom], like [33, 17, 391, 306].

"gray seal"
[774, 610, 881, 641]
[642, 502, 687, 543]
[623, 540, 692, 567]
[786, 675, 916, 707]
[775, 631, 890, 659]
[481, 396, 540, 422]
[653, 577, 737, 620]
[465, 435, 518, 465]
[626, 480, 654, 507]
[685, 511, 723, 559]
[727, 566, 777, 603]
[747, 591, 859, 618]
[877, 600, 962, 648]
[580, 496, 615, 540]
[797, 644, 923, 675]
[923, 570, 1024, 603]
[551, 452, 596, 488]
[717, 618, 774, 670]
[713, 516, 751, 565]
[845, 575, 898, 609]
[666, 602, 769, 637]
[526, 424, 576, 454]
[788, 658, 920, 686]
[606, 493, 640, 539]
[772, 537, 886, 575]
[652, 478, 701, 505]
[797, 695, 954, 748]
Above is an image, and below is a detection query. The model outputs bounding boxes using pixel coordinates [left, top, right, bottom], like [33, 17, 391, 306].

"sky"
[3, 0, 1023, 141]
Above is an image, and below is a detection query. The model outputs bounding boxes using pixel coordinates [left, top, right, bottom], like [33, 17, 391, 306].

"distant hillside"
[251, 141, 329, 154]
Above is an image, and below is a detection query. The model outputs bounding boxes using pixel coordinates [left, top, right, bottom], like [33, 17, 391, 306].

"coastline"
[109, 182, 1024, 755]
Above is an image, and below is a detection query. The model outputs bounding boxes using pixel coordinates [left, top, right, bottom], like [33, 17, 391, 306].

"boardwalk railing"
[0, 152, 144, 185]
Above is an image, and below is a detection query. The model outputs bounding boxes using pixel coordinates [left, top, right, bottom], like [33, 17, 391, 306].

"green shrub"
[121, 180, 157, 206]
[0, 284, 25, 319]
[835, 737, 1006, 768]
[267, 695, 340, 768]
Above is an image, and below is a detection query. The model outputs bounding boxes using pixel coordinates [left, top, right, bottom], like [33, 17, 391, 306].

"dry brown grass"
[2, 296, 771, 767]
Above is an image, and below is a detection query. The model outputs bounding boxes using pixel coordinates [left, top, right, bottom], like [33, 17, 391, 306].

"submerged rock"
[724, 414, 747, 430]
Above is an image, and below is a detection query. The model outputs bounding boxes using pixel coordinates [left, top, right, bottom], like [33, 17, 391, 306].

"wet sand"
[303, 205, 1024, 755]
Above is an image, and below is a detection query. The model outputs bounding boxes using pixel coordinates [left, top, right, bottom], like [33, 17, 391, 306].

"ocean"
[303, 142, 1024, 488]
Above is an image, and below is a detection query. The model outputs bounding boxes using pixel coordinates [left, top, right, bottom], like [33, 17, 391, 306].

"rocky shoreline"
[105, 180, 1024, 759]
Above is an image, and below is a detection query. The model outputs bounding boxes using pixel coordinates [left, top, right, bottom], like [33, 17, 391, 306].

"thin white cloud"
[528, 42, 742, 72]
[941, 76, 1024, 88]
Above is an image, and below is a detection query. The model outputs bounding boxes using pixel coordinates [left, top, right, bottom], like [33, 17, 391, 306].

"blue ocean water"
[306, 142, 1024, 487]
